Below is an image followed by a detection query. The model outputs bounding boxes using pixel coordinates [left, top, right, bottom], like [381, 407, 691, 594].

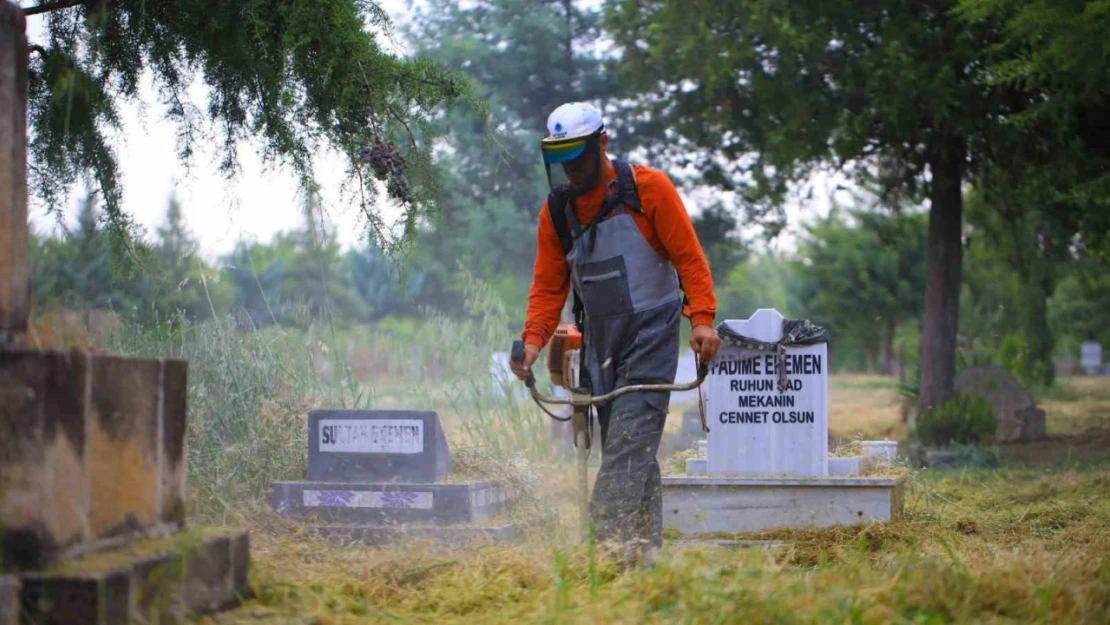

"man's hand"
[690, 324, 721, 364]
[510, 343, 541, 380]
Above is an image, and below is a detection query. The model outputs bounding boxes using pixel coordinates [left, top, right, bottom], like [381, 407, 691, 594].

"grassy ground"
[186, 373, 1110, 624]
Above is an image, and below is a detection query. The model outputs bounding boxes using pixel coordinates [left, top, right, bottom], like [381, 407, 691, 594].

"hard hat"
[541, 102, 606, 165]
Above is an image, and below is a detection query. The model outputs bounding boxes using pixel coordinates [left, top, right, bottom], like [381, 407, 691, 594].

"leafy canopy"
[23, 0, 468, 252]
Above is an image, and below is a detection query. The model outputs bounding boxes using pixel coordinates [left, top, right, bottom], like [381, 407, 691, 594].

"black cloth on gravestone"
[715, 318, 830, 389]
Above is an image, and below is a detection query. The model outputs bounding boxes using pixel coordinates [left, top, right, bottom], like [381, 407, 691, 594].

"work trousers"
[589, 388, 669, 549]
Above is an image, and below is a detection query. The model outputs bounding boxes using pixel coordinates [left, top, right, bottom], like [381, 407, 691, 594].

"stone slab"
[828, 456, 863, 476]
[311, 523, 521, 548]
[271, 480, 510, 524]
[18, 529, 248, 625]
[88, 355, 161, 540]
[685, 458, 707, 476]
[20, 567, 132, 625]
[662, 476, 904, 535]
[308, 409, 451, 483]
[0, 576, 19, 625]
[0, 350, 188, 572]
[707, 309, 829, 477]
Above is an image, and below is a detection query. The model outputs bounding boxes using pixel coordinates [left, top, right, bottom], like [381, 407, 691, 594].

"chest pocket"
[577, 256, 634, 320]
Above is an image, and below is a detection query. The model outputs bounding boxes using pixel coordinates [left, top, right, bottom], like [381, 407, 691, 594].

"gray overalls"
[564, 173, 682, 549]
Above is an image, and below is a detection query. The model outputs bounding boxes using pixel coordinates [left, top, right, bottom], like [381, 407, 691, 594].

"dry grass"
[828, 375, 907, 442]
[188, 376, 1110, 625]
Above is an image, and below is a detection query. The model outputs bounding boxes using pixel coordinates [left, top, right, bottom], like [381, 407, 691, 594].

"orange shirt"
[523, 163, 717, 349]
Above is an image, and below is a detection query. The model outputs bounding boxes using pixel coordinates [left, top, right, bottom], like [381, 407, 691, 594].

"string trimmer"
[511, 325, 709, 539]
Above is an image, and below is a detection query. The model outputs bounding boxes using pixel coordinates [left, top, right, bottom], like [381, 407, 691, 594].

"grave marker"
[308, 409, 451, 483]
[705, 309, 829, 476]
[1081, 341, 1102, 376]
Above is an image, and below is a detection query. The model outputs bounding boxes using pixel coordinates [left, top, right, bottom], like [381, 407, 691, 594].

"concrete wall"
[0, 350, 187, 571]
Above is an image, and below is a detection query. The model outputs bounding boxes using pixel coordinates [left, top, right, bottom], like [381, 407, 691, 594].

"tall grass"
[106, 270, 558, 520]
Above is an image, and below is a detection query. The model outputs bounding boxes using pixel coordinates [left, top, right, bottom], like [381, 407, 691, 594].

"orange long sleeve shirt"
[523, 163, 717, 349]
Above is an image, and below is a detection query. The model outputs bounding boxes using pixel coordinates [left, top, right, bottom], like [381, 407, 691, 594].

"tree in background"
[31, 194, 144, 312]
[605, 0, 1108, 409]
[794, 209, 927, 375]
[348, 244, 423, 322]
[691, 202, 749, 286]
[147, 194, 231, 324]
[405, 0, 627, 313]
[20, 0, 466, 253]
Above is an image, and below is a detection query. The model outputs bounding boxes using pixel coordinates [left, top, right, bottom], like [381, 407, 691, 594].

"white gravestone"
[706, 309, 829, 476]
[1080, 341, 1102, 376]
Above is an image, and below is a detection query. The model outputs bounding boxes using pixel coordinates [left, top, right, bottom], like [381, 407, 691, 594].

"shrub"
[913, 393, 996, 447]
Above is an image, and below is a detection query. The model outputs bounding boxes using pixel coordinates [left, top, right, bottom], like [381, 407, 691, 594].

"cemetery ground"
[37, 314, 1110, 624]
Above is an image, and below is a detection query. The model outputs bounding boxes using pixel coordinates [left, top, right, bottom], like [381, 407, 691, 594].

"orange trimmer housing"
[546, 324, 583, 389]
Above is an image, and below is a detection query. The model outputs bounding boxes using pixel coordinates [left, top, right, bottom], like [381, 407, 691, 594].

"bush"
[913, 393, 996, 447]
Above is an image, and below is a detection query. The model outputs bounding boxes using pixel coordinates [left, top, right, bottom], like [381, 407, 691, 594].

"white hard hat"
[545, 102, 605, 141]
[541, 102, 605, 164]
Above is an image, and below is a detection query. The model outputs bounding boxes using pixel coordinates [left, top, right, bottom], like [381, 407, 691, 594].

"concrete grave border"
[662, 475, 905, 535]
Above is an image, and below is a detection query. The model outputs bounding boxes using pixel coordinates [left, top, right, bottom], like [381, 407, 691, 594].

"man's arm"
[641, 167, 722, 362]
[522, 202, 572, 350]
[643, 169, 717, 327]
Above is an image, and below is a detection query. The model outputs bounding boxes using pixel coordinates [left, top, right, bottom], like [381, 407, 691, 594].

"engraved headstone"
[308, 410, 451, 483]
[1081, 341, 1102, 376]
[705, 309, 829, 476]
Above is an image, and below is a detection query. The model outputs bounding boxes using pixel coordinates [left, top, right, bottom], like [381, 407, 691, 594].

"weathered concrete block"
[662, 476, 904, 535]
[161, 359, 188, 528]
[182, 535, 232, 615]
[131, 552, 185, 624]
[684, 458, 707, 476]
[0, 350, 89, 570]
[312, 523, 521, 548]
[308, 410, 451, 483]
[271, 480, 510, 524]
[828, 456, 863, 476]
[21, 567, 132, 625]
[229, 532, 251, 600]
[1, 350, 188, 571]
[18, 529, 248, 625]
[0, 576, 19, 625]
[88, 355, 162, 540]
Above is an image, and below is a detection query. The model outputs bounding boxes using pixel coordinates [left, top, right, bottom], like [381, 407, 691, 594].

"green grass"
[83, 283, 1110, 623]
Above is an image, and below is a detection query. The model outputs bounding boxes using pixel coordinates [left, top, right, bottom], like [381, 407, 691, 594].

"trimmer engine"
[546, 324, 583, 390]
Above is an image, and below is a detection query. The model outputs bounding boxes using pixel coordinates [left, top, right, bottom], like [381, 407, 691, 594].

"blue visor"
[541, 138, 587, 165]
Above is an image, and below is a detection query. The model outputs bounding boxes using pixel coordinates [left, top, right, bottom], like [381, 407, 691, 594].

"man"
[509, 102, 721, 559]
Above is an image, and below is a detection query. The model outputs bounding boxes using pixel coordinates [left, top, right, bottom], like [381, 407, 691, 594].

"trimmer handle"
[510, 340, 536, 387]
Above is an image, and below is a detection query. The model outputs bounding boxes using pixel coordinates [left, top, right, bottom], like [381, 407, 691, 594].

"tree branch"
[23, 0, 85, 17]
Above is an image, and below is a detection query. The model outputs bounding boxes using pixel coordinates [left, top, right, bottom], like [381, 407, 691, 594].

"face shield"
[541, 132, 603, 197]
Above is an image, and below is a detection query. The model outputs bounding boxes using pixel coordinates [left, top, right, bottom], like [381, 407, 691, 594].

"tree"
[20, 0, 467, 252]
[30, 193, 147, 312]
[404, 0, 626, 312]
[604, 0, 1102, 410]
[794, 209, 927, 375]
[149, 194, 230, 323]
[691, 202, 748, 285]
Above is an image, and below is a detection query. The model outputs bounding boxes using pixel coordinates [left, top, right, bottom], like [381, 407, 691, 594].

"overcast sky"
[21, 0, 840, 263]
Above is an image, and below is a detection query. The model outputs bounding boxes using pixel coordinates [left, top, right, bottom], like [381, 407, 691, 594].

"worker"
[509, 101, 721, 564]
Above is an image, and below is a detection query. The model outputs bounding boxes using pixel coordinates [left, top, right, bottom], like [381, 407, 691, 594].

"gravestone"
[308, 409, 451, 483]
[1081, 341, 1102, 376]
[705, 309, 829, 476]
[953, 365, 1046, 443]
[272, 409, 516, 545]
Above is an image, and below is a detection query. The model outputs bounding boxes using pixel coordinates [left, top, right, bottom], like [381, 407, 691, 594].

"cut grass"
[74, 302, 1107, 624]
[192, 378, 1110, 625]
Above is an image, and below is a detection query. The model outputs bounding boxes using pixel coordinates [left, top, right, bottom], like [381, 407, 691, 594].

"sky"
[21, 0, 843, 263]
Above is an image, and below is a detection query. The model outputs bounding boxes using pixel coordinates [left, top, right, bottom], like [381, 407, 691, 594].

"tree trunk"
[918, 137, 965, 413]
[882, 318, 896, 376]
[1, 1, 29, 348]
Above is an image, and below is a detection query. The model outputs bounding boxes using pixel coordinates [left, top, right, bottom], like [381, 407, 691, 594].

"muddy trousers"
[588, 388, 669, 549]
